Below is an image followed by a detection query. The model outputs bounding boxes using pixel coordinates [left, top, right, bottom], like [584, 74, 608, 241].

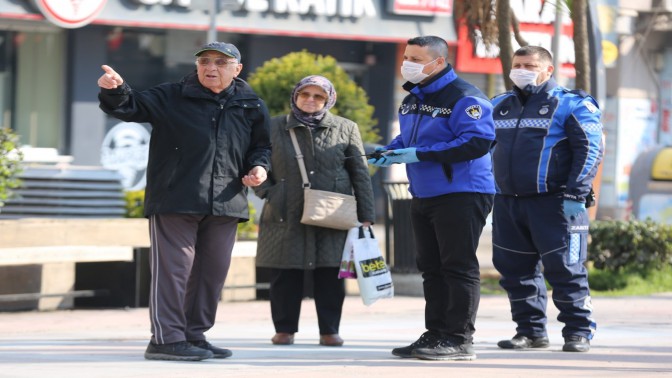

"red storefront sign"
[454, 18, 576, 78]
[388, 0, 452, 16]
[31, 0, 107, 29]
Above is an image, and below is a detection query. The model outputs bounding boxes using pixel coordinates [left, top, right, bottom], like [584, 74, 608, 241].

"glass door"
[14, 31, 65, 149]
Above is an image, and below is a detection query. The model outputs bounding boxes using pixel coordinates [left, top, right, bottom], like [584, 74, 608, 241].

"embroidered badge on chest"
[499, 107, 509, 116]
[465, 104, 482, 120]
[539, 105, 550, 115]
[401, 104, 411, 115]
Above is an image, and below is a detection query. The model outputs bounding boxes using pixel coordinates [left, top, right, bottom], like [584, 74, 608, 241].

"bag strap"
[358, 225, 375, 239]
[288, 122, 311, 189]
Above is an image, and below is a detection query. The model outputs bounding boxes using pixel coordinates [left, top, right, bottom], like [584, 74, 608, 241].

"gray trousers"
[148, 213, 238, 345]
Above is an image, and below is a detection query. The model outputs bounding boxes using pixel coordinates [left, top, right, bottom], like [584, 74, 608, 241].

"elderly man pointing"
[98, 42, 271, 361]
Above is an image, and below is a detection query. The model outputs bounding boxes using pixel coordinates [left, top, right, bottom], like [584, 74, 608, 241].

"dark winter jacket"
[254, 112, 375, 269]
[491, 78, 604, 202]
[99, 73, 271, 220]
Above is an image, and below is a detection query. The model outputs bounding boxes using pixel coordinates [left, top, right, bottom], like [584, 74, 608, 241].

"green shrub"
[124, 190, 145, 218]
[247, 50, 380, 144]
[586, 267, 629, 291]
[236, 203, 258, 240]
[588, 219, 672, 273]
[0, 127, 23, 208]
[123, 189, 258, 239]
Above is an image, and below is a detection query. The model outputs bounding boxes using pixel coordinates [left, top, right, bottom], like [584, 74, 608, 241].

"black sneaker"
[562, 335, 590, 352]
[391, 331, 441, 358]
[144, 341, 214, 361]
[497, 335, 550, 349]
[411, 339, 476, 361]
[189, 340, 233, 359]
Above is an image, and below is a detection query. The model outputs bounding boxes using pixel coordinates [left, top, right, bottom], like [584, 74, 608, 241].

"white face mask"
[401, 58, 438, 84]
[509, 69, 539, 89]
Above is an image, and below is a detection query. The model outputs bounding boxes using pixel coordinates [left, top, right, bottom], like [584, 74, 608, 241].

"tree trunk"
[572, 0, 590, 92]
[496, 0, 514, 90]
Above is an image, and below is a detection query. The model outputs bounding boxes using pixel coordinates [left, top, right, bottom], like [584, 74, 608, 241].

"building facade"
[0, 0, 456, 179]
[7, 0, 670, 221]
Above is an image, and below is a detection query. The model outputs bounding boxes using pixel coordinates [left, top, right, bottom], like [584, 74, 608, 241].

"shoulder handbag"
[288, 127, 359, 230]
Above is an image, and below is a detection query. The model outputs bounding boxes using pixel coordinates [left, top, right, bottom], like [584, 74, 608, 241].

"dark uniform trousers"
[492, 194, 596, 340]
[148, 213, 238, 345]
[270, 267, 345, 335]
[411, 192, 494, 345]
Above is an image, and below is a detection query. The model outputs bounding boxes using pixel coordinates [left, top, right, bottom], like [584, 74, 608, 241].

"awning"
[1, 0, 457, 43]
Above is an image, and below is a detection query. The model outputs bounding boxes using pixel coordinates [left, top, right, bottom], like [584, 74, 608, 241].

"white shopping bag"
[352, 226, 394, 306]
[338, 227, 360, 279]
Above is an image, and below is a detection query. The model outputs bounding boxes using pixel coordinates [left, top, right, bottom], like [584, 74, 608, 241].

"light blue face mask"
[509, 69, 539, 89]
[400, 58, 438, 84]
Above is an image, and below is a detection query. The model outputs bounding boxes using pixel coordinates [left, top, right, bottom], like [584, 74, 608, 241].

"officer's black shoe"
[411, 339, 476, 361]
[562, 335, 590, 352]
[391, 331, 441, 358]
[144, 341, 214, 361]
[189, 340, 233, 359]
[497, 335, 550, 349]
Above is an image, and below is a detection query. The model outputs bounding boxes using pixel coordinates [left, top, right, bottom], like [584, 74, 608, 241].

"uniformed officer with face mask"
[369, 35, 496, 361]
[490, 45, 604, 353]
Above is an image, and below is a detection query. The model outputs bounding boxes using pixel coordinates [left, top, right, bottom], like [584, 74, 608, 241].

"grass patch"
[480, 274, 505, 295]
[589, 265, 672, 296]
[479, 265, 672, 296]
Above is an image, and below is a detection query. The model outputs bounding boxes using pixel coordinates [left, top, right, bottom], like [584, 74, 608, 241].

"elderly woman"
[254, 75, 375, 347]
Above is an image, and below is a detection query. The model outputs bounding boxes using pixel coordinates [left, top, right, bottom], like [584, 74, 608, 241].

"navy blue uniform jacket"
[491, 78, 603, 202]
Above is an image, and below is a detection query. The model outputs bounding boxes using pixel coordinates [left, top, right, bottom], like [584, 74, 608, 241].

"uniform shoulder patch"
[465, 104, 483, 120]
[583, 100, 598, 113]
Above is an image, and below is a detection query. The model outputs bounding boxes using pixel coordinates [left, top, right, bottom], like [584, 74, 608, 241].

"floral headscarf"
[290, 75, 337, 128]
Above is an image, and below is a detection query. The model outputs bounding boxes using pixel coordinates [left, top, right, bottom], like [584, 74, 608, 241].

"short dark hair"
[513, 46, 553, 65]
[407, 36, 449, 59]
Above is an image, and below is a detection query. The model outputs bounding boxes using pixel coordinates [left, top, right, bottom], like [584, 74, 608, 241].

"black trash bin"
[383, 181, 417, 273]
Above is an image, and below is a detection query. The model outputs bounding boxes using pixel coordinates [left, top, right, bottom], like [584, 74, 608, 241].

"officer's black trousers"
[411, 192, 494, 344]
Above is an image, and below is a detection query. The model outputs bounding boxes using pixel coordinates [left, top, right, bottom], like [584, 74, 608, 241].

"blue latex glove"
[383, 148, 419, 165]
[563, 200, 586, 218]
[368, 147, 391, 167]
[368, 148, 420, 166]
[368, 155, 393, 167]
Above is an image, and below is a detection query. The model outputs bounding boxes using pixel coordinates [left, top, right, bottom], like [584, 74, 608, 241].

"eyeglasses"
[196, 57, 238, 67]
[297, 92, 327, 102]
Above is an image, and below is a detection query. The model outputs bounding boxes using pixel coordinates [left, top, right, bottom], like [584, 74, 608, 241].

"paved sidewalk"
[1, 293, 671, 378]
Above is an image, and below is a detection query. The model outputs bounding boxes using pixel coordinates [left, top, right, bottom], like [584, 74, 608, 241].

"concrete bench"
[0, 218, 258, 311]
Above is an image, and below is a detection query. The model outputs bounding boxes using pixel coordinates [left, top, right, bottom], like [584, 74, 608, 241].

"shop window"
[107, 29, 168, 91]
[0, 31, 13, 130]
[13, 31, 65, 149]
[339, 62, 368, 88]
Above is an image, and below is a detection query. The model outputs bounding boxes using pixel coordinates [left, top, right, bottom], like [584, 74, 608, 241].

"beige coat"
[254, 112, 375, 269]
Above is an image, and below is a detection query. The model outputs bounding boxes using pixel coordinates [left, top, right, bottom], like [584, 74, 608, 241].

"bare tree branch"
[510, 11, 529, 47]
